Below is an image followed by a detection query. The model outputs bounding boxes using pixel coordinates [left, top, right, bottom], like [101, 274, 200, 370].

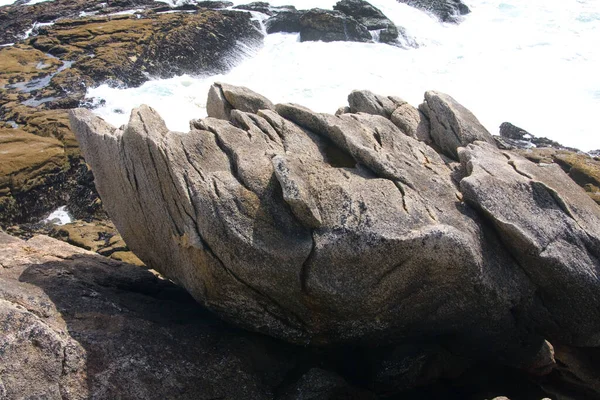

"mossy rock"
[0, 45, 62, 87]
[0, 127, 67, 195]
[51, 219, 145, 266]
[516, 148, 600, 205]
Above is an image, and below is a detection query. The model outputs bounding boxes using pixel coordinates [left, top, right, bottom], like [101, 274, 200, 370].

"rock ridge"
[69, 84, 600, 372]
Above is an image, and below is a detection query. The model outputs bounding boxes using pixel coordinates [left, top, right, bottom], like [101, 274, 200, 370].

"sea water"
[16, 0, 600, 150]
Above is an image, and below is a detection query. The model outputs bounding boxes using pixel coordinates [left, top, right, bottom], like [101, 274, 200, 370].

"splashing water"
[87, 0, 600, 151]
[43, 206, 72, 225]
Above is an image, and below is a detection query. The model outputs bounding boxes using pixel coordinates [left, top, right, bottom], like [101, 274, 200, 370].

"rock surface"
[397, 0, 470, 23]
[70, 83, 600, 379]
[299, 9, 372, 43]
[334, 0, 399, 43]
[421, 90, 496, 160]
[1, 231, 596, 399]
[0, 232, 308, 399]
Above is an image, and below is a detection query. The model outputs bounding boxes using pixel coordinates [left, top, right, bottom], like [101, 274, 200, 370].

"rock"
[234, 2, 273, 15]
[219, 82, 274, 114]
[299, 9, 372, 43]
[391, 102, 431, 143]
[0, 7, 265, 226]
[347, 89, 400, 117]
[265, 10, 304, 34]
[50, 219, 145, 266]
[421, 90, 496, 160]
[69, 84, 600, 380]
[233, 2, 296, 16]
[0, 128, 68, 224]
[459, 141, 600, 346]
[346, 90, 431, 143]
[515, 147, 600, 205]
[547, 344, 600, 399]
[397, 0, 470, 23]
[205, 82, 275, 122]
[497, 122, 575, 151]
[333, 0, 399, 43]
[24, 11, 262, 87]
[0, 45, 62, 87]
[0, 232, 302, 399]
[277, 368, 377, 400]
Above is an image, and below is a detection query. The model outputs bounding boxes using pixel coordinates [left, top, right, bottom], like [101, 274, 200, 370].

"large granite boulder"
[299, 9, 372, 43]
[397, 0, 470, 23]
[69, 84, 600, 374]
[420, 90, 496, 160]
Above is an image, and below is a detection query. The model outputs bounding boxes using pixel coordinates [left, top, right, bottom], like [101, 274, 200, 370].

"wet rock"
[299, 9, 372, 43]
[496, 122, 575, 151]
[234, 2, 296, 16]
[24, 11, 262, 88]
[0, 128, 68, 225]
[421, 90, 496, 160]
[334, 0, 399, 43]
[265, 9, 304, 34]
[397, 0, 470, 23]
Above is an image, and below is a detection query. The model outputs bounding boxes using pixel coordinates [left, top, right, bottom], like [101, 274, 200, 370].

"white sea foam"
[88, 0, 600, 151]
[43, 206, 72, 225]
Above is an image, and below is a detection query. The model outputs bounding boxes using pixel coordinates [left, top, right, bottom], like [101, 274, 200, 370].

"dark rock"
[299, 9, 372, 43]
[498, 122, 578, 152]
[196, 1, 235, 8]
[234, 1, 274, 15]
[334, 0, 399, 43]
[397, 0, 470, 23]
[265, 10, 304, 34]
[234, 2, 296, 16]
[277, 368, 377, 400]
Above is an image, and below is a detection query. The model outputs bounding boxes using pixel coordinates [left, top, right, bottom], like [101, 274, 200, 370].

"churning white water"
[88, 0, 600, 151]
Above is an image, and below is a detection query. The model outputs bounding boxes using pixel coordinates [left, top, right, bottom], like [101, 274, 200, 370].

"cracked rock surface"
[69, 84, 600, 368]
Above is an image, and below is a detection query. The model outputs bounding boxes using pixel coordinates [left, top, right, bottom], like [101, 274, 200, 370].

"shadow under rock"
[17, 253, 303, 399]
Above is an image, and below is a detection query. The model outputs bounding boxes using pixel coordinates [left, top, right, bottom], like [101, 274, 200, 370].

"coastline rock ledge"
[69, 84, 600, 369]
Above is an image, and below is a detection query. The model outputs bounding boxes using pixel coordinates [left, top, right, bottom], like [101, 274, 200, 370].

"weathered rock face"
[421, 90, 496, 160]
[70, 83, 600, 378]
[397, 0, 470, 23]
[299, 9, 372, 43]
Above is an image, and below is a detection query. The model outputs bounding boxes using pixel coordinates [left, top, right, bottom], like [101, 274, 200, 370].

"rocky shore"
[2, 0, 600, 398]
